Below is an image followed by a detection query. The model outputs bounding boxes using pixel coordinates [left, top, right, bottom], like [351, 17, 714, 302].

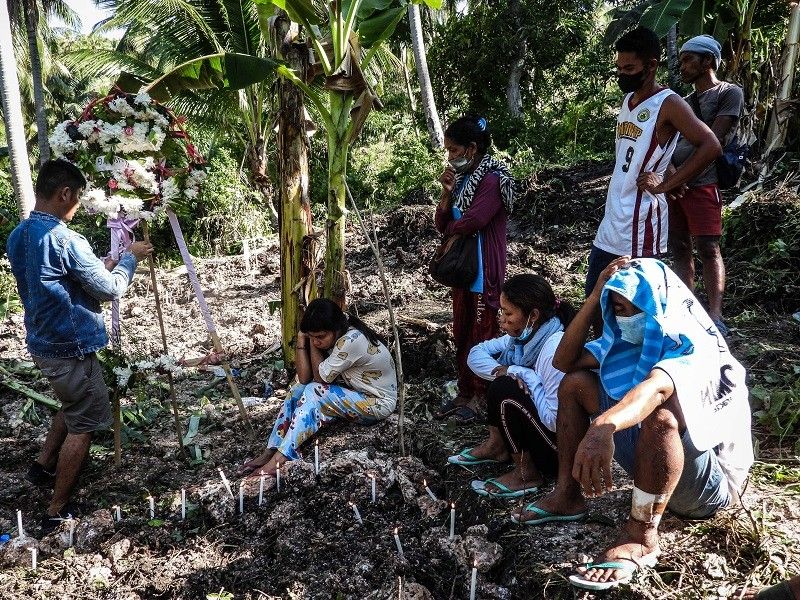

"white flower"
[49, 121, 76, 156]
[81, 187, 120, 217]
[160, 177, 180, 202]
[108, 97, 136, 116]
[134, 91, 152, 106]
[184, 187, 198, 199]
[116, 195, 144, 218]
[97, 120, 124, 149]
[113, 366, 132, 387]
[77, 120, 100, 143]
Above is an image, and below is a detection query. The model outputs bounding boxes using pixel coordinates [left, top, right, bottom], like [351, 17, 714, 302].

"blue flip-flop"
[447, 448, 505, 466]
[511, 503, 587, 525]
[471, 478, 540, 498]
[568, 552, 659, 591]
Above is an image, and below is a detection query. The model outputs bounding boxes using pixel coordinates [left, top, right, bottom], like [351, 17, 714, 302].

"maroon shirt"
[435, 172, 507, 309]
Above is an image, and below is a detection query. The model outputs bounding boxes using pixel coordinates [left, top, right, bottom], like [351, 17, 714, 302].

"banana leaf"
[640, 0, 696, 37]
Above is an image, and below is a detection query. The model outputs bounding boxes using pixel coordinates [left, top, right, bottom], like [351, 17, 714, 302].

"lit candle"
[239, 481, 245, 514]
[393, 527, 404, 557]
[370, 474, 376, 504]
[423, 479, 438, 501]
[67, 517, 75, 547]
[29, 547, 37, 571]
[218, 468, 234, 498]
[349, 501, 363, 525]
[276, 461, 281, 492]
[469, 559, 478, 600]
[148, 496, 155, 519]
[113, 505, 121, 522]
[314, 440, 320, 475]
[16, 509, 23, 539]
[450, 503, 456, 540]
[258, 471, 265, 506]
[181, 490, 186, 520]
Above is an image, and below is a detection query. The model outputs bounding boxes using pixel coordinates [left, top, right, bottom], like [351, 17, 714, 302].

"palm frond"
[64, 47, 164, 80]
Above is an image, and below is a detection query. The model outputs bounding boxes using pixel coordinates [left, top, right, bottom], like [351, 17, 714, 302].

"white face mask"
[616, 312, 646, 345]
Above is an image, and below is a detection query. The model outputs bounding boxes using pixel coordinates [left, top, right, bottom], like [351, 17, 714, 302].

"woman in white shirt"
[448, 274, 575, 497]
[241, 298, 397, 477]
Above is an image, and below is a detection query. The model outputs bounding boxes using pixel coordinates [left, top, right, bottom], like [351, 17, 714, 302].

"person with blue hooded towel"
[512, 257, 753, 592]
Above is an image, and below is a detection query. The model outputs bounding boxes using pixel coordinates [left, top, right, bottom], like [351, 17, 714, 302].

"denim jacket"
[6, 211, 138, 358]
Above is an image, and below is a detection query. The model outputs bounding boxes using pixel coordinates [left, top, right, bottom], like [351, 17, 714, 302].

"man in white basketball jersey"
[585, 27, 721, 303]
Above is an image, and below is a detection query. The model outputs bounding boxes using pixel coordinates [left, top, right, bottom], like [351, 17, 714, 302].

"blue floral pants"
[267, 382, 379, 460]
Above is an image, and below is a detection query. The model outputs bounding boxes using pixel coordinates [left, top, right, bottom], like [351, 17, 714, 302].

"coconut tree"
[1, 0, 35, 217]
[407, 2, 443, 148]
[146, 0, 442, 304]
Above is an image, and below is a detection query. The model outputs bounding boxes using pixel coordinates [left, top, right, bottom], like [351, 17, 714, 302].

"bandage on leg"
[630, 486, 668, 525]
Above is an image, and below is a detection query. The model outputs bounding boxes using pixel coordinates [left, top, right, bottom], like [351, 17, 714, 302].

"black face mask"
[617, 69, 647, 93]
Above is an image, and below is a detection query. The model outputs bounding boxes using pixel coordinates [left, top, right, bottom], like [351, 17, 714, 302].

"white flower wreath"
[49, 90, 207, 222]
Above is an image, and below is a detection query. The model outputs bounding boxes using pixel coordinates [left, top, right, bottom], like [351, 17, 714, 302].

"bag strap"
[687, 92, 704, 122]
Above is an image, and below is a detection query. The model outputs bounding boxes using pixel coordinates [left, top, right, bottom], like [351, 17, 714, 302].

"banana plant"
[147, 0, 442, 304]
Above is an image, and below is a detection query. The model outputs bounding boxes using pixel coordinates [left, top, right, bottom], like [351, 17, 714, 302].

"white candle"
[276, 462, 281, 492]
[113, 505, 121, 522]
[469, 560, 478, 600]
[181, 490, 186, 520]
[68, 517, 75, 547]
[397, 576, 403, 599]
[258, 471, 265, 506]
[218, 468, 234, 498]
[450, 503, 456, 540]
[370, 474, 376, 504]
[349, 501, 363, 525]
[239, 481, 245, 514]
[393, 527, 404, 556]
[148, 496, 155, 519]
[29, 547, 37, 571]
[16, 509, 23, 538]
[423, 479, 438, 501]
[314, 440, 320, 475]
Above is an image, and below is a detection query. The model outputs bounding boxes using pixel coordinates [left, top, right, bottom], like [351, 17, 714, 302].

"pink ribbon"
[107, 216, 139, 347]
[166, 209, 217, 334]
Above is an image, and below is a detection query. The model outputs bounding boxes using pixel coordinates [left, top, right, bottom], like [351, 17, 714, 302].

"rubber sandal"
[434, 396, 470, 420]
[450, 405, 478, 425]
[448, 448, 505, 466]
[568, 552, 659, 591]
[713, 319, 730, 336]
[511, 503, 587, 525]
[485, 478, 541, 498]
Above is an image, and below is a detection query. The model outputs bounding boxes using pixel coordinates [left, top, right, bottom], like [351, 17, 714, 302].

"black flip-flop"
[433, 397, 462, 420]
[450, 405, 478, 425]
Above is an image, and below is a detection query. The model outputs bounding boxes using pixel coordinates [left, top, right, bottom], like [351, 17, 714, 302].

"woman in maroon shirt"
[434, 116, 516, 423]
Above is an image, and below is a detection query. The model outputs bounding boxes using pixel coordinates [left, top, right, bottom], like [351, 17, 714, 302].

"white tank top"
[594, 89, 678, 257]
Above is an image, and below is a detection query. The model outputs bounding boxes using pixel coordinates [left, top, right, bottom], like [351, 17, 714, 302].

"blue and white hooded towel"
[585, 258, 754, 501]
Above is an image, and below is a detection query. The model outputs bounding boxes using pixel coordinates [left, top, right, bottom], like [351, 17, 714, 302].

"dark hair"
[35, 159, 86, 200]
[615, 27, 661, 64]
[300, 298, 385, 347]
[444, 115, 492, 155]
[502, 274, 576, 328]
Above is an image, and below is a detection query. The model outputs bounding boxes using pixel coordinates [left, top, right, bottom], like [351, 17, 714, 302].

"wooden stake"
[143, 222, 187, 458]
[346, 185, 406, 456]
[113, 391, 121, 466]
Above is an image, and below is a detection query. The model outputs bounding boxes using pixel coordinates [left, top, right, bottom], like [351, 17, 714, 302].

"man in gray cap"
[669, 34, 744, 335]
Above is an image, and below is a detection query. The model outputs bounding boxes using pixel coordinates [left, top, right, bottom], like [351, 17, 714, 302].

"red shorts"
[668, 184, 722, 237]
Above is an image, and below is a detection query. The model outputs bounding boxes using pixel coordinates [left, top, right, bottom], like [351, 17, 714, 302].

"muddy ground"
[0, 162, 798, 600]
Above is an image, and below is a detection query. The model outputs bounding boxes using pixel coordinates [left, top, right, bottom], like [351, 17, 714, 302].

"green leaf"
[146, 53, 290, 102]
[417, 0, 442, 9]
[639, 0, 695, 37]
[358, 6, 406, 49]
[678, 0, 707, 37]
[253, 0, 324, 26]
[182, 414, 202, 445]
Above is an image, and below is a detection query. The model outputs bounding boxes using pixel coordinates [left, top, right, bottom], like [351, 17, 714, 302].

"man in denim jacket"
[7, 159, 152, 531]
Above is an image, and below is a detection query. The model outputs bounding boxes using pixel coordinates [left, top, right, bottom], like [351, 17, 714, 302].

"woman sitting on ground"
[448, 274, 575, 497]
[242, 298, 397, 476]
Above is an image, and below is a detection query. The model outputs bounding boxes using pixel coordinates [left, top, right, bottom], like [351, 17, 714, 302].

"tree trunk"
[275, 15, 315, 365]
[666, 23, 680, 91]
[505, 0, 526, 118]
[24, 0, 49, 164]
[0, 0, 35, 219]
[408, 4, 444, 150]
[322, 91, 353, 305]
[247, 138, 279, 229]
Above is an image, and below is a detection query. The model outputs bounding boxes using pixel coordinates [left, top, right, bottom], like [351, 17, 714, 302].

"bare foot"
[238, 448, 276, 476]
[246, 450, 290, 479]
[574, 519, 660, 585]
[469, 437, 511, 462]
[513, 486, 586, 522]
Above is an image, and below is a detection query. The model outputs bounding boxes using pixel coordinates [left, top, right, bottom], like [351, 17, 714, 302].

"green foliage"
[722, 187, 800, 313]
[348, 110, 440, 209]
[751, 366, 800, 454]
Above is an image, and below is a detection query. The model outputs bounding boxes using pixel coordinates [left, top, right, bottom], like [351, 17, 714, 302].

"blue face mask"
[514, 314, 535, 344]
[616, 312, 646, 345]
